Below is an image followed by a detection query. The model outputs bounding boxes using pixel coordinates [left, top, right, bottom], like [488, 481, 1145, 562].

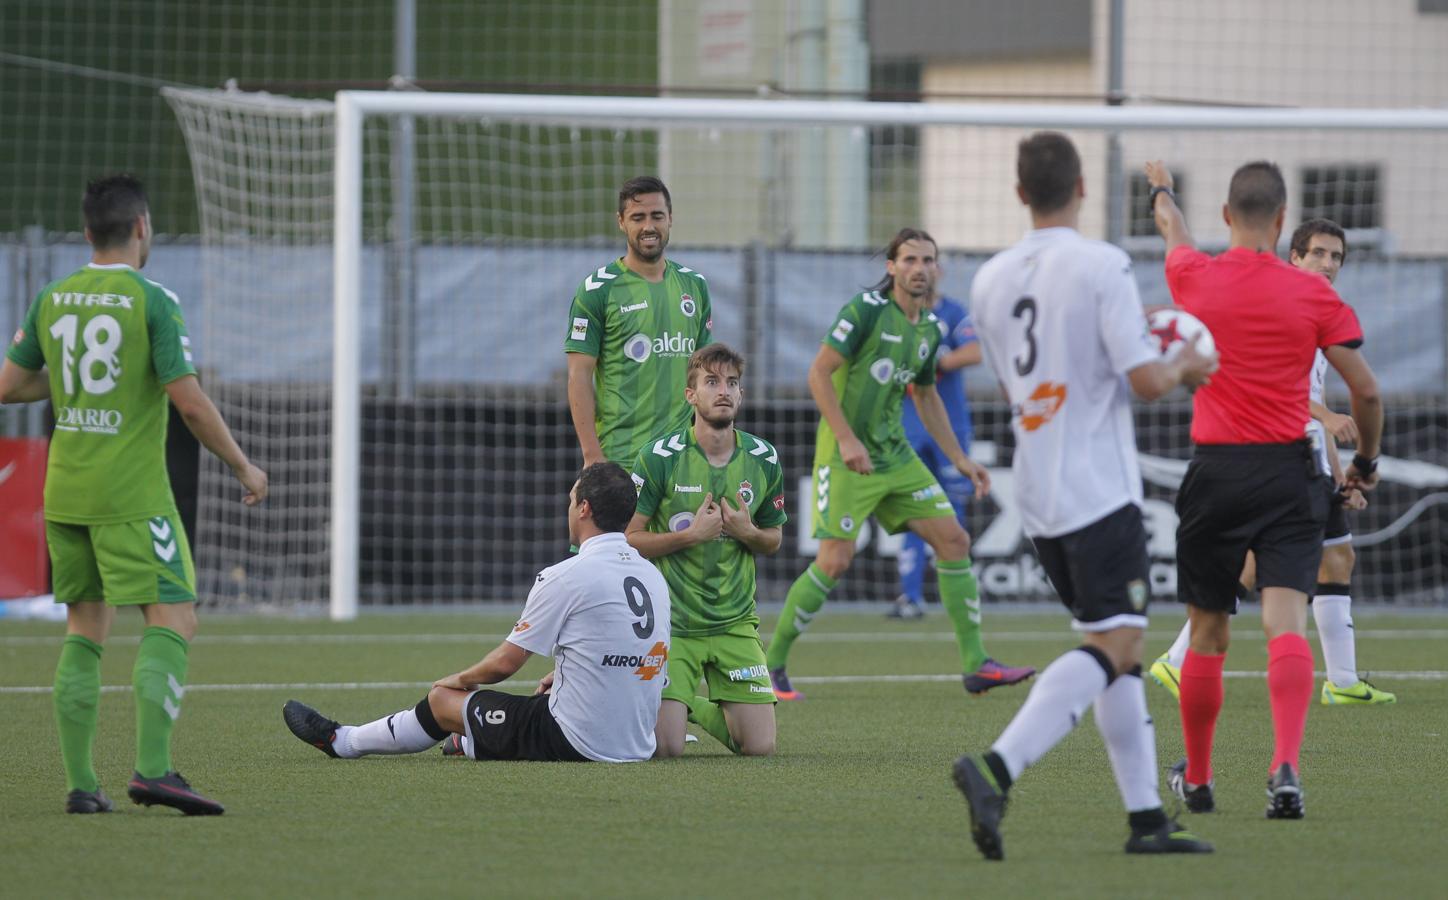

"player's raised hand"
[720, 490, 756, 540]
[838, 434, 873, 475]
[688, 493, 724, 542]
[1323, 410, 1359, 445]
[1144, 160, 1175, 192]
[954, 455, 991, 498]
[236, 462, 269, 506]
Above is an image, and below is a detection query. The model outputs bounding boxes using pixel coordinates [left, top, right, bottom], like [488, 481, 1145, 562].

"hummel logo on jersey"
[150, 517, 177, 563]
[600, 641, 669, 681]
[619, 301, 648, 313]
[653, 434, 687, 457]
[674, 484, 702, 493]
[748, 437, 778, 463]
[880, 332, 902, 343]
[584, 266, 618, 291]
[1018, 382, 1068, 432]
[50, 291, 134, 310]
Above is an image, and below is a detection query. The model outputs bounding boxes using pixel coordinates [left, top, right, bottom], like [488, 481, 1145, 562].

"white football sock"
[1093, 672, 1161, 812]
[333, 706, 441, 758]
[991, 648, 1110, 781]
[1314, 594, 1358, 687]
[1165, 619, 1191, 669]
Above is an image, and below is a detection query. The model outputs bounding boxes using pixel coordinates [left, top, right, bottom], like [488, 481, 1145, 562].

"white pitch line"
[0, 628, 1444, 648]
[2, 670, 1445, 696]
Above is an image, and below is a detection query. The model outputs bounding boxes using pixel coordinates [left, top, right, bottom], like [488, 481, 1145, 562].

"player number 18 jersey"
[6, 263, 196, 524]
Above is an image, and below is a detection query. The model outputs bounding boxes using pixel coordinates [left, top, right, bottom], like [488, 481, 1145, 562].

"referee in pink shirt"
[1145, 159, 1384, 820]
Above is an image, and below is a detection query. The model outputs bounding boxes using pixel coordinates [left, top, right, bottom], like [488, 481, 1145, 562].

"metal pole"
[331, 93, 363, 622]
[1105, 0, 1127, 245]
[386, 0, 417, 399]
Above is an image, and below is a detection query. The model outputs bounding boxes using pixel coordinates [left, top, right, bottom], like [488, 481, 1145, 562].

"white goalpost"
[165, 87, 1448, 620]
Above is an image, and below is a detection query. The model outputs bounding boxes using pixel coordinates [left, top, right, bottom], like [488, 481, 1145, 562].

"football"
[1147, 308, 1216, 359]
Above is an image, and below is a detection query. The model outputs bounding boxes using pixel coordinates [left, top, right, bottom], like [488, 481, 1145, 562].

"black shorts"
[1323, 490, 1352, 545]
[1176, 442, 1330, 611]
[462, 690, 589, 762]
[1031, 503, 1152, 631]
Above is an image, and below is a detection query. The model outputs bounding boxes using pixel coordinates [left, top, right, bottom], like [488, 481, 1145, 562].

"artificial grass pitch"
[2, 609, 1445, 898]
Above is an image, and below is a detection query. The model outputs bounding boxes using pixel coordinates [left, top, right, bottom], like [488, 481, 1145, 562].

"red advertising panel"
[0, 438, 48, 597]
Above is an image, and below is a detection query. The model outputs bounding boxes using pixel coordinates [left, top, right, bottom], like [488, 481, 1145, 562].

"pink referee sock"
[1179, 650, 1225, 786]
[1267, 633, 1315, 773]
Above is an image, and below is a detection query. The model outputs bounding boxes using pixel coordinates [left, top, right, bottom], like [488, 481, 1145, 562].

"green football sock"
[938, 558, 988, 672]
[133, 626, 190, 779]
[766, 563, 835, 670]
[54, 634, 104, 793]
[686, 697, 740, 754]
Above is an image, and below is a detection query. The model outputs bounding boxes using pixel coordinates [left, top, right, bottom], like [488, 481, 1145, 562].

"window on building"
[1127, 171, 1184, 238]
[1300, 165, 1381, 230]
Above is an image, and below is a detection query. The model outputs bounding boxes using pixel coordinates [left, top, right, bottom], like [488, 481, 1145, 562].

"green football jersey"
[563, 258, 713, 463]
[6, 263, 196, 524]
[631, 425, 787, 638]
[814, 290, 942, 472]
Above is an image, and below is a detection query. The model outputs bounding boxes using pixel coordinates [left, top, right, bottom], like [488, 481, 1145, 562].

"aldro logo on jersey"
[624, 331, 697, 363]
[601, 641, 669, 681]
[869, 358, 918, 387]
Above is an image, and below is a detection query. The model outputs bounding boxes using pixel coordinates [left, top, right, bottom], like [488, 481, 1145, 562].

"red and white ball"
[1147, 308, 1216, 359]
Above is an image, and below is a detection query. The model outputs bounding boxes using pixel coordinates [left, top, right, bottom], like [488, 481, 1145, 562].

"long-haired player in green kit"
[766, 228, 1035, 700]
[1, 175, 268, 815]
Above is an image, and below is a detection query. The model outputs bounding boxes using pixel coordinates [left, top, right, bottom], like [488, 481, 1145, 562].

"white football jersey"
[506, 532, 671, 762]
[1305, 349, 1332, 476]
[972, 227, 1159, 538]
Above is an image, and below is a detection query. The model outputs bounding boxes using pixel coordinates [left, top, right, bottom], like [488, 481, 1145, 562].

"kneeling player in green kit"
[627, 343, 785, 756]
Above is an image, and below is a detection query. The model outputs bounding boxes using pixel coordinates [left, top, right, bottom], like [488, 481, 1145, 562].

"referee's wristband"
[1149, 185, 1176, 208]
[1351, 453, 1378, 476]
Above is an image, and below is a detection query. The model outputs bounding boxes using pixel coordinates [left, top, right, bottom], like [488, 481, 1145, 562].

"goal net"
[162, 87, 1448, 618]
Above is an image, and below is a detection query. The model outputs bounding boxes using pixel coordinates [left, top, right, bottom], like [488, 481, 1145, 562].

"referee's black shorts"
[1176, 441, 1331, 611]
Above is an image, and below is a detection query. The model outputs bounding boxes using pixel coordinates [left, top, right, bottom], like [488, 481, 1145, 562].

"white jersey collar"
[577, 531, 629, 555]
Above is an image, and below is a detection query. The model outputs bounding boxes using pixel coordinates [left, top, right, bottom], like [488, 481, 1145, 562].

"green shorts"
[812, 454, 956, 540]
[47, 513, 196, 606]
[662, 617, 776, 706]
